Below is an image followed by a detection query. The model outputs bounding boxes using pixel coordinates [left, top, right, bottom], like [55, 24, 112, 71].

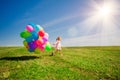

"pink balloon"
[26, 25, 34, 32]
[45, 33, 49, 37]
[45, 33, 49, 38]
[38, 45, 45, 51]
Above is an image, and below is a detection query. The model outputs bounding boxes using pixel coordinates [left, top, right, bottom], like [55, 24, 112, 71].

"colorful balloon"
[36, 39, 43, 46]
[20, 30, 32, 38]
[42, 37, 48, 43]
[20, 23, 51, 53]
[45, 33, 49, 38]
[36, 25, 43, 30]
[23, 40, 28, 46]
[26, 45, 29, 49]
[28, 48, 34, 52]
[31, 31, 39, 41]
[38, 30, 45, 37]
[26, 25, 34, 32]
[45, 42, 51, 51]
[25, 36, 33, 42]
[33, 25, 40, 32]
[28, 41, 37, 49]
[20, 32, 26, 38]
[29, 23, 36, 28]
[38, 45, 45, 51]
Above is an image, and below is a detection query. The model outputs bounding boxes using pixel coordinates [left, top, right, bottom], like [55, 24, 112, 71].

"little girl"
[51, 36, 63, 56]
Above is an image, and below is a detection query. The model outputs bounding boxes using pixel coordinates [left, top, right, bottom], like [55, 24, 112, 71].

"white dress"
[54, 40, 61, 50]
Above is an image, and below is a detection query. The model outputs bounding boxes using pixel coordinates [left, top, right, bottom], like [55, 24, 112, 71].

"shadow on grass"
[0, 56, 40, 61]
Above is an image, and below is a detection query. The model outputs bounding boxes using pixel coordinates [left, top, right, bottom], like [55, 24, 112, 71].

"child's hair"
[56, 36, 61, 41]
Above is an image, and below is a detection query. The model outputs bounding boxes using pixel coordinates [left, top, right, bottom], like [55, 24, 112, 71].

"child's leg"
[51, 49, 57, 56]
[54, 50, 58, 56]
[59, 50, 63, 56]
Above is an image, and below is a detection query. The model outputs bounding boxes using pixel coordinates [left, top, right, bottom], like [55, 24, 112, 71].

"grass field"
[0, 46, 120, 80]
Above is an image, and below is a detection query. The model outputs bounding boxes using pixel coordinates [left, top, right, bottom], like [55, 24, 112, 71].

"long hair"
[56, 36, 61, 41]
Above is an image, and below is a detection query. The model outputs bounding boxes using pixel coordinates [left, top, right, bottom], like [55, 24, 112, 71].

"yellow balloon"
[39, 36, 42, 40]
[23, 40, 28, 46]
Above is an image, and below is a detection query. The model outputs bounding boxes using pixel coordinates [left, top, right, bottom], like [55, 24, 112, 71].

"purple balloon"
[42, 37, 48, 43]
[28, 41, 37, 50]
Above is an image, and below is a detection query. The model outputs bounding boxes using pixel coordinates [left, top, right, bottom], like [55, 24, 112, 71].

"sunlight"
[72, 0, 120, 45]
[98, 5, 112, 17]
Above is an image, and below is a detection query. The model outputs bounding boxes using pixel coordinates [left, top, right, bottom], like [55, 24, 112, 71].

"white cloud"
[63, 32, 120, 46]
[68, 27, 78, 37]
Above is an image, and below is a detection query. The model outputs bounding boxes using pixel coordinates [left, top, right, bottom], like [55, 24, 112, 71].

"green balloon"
[24, 30, 32, 38]
[45, 42, 51, 51]
[20, 30, 32, 38]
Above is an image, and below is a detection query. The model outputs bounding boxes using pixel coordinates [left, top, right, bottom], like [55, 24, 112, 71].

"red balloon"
[36, 39, 43, 46]
[38, 30, 45, 37]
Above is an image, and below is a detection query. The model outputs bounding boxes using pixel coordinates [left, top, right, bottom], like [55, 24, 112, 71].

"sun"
[99, 6, 111, 16]
[98, 5, 112, 17]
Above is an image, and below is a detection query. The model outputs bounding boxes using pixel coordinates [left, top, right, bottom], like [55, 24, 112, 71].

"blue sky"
[0, 0, 120, 46]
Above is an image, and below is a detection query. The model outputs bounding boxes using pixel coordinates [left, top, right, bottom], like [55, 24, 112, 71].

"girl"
[51, 36, 63, 56]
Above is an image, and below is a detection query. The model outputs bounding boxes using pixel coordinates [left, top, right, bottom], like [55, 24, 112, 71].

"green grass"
[0, 46, 120, 80]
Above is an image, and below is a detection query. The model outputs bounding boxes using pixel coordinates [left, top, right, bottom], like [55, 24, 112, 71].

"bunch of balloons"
[20, 23, 51, 52]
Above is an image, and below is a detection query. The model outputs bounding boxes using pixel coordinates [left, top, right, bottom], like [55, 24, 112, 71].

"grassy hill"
[0, 46, 120, 80]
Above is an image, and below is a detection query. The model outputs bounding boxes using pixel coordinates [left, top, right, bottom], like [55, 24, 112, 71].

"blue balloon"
[34, 25, 40, 32]
[29, 23, 39, 32]
[25, 36, 33, 42]
[28, 48, 34, 52]
[31, 31, 39, 40]
[29, 22, 36, 27]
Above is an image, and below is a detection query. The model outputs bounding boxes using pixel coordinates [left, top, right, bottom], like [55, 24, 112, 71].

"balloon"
[36, 39, 43, 46]
[38, 45, 45, 51]
[20, 30, 32, 38]
[24, 30, 32, 38]
[42, 37, 48, 43]
[23, 40, 29, 49]
[45, 42, 51, 51]
[26, 25, 34, 32]
[31, 31, 39, 41]
[38, 30, 45, 37]
[33, 25, 40, 32]
[36, 25, 43, 30]
[29, 23, 43, 32]
[25, 36, 33, 42]
[42, 33, 49, 43]
[45, 33, 49, 38]
[20, 23, 51, 53]
[28, 48, 34, 52]
[23, 40, 28, 46]
[20, 31, 25, 38]
[29, 23, 36, 28]
[28, 41, 37, 49]
[26, 45, 29, 49]
[38, 36, 42, 40]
